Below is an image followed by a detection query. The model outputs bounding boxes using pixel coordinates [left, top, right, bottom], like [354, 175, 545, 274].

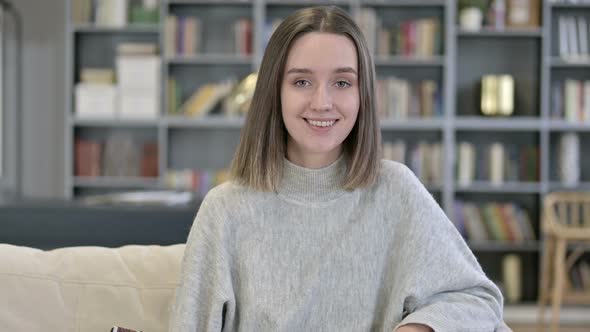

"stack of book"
[457, 142, 539, 186]
[356, 8, 441, 57]
[168, 79, 236, 117]
[165, 15, 202, 56]
[551, 79, 590, 122]
[116, 42, 160, 119]
[165, 15, 251, 56]
[557, 14, 590, 62]
[376, 78, 442, 119]
[75, 68, 117, 119]
[74, 136, 158, 178]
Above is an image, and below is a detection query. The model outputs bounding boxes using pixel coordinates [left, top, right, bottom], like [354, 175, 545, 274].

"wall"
[3, 0, 66, 198]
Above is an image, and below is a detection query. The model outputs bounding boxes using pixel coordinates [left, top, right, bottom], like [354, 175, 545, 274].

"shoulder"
[198, 180, 271, 217]
[376, 159, 422, 192]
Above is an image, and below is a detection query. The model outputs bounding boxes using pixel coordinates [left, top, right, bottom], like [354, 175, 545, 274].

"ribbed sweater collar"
[277, 155, 347, 204]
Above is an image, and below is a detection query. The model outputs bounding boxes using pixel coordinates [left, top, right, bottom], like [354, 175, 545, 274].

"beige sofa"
[0, 244, 184, 332]
[0, 243, 513, 332]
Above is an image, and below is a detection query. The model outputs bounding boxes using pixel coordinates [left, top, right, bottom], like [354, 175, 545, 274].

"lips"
[304, 118, 339, 128]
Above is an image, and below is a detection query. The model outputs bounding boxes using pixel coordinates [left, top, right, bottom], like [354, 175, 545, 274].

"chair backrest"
[543, 191, 590, 239]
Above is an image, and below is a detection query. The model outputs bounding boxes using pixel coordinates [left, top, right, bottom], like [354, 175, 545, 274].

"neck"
[278, 155, 348, 204]
[286, 144, 342, 169]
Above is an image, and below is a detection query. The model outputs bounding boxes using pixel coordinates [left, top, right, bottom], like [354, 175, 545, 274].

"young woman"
[170, 6, 504, 332]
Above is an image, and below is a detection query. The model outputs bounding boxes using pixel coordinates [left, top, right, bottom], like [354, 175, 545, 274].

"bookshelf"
[65, 0, 590, 304]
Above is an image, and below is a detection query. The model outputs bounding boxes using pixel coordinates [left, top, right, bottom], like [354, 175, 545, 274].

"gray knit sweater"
[169, 157, 504, 332]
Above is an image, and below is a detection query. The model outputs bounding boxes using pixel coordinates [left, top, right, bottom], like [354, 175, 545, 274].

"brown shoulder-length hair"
[230, 5, 381, 191]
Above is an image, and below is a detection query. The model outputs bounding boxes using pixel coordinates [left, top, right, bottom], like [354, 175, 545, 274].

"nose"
[310, 85, 333, 112]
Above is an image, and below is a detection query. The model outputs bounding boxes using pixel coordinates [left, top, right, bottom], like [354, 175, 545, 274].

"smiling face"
[280, 32, 360, 169]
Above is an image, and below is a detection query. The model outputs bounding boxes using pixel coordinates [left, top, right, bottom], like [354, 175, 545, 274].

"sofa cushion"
[0, 244, 185, 332]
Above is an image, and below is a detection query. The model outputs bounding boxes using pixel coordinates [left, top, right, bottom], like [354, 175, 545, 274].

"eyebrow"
[285, 67, 358, 76]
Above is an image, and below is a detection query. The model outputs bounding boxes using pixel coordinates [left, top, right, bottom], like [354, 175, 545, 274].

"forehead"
[284, 32, 358, 71]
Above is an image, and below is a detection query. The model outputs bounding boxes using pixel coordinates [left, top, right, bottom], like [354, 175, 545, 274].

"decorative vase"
[460, 7, 483, 31]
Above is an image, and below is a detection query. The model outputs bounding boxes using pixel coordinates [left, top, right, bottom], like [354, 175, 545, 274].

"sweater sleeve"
[392, 165, 504, 332]
[169, 190, 235, 332]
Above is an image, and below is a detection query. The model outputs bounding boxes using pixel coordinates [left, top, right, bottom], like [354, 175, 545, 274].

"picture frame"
[507, 0, 540, 28]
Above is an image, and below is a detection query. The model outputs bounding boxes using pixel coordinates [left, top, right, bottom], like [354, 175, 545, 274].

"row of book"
[383, 140, 442, 186]
[165, 15, 252, 56]
[76, 42, 160, 120]
[376, 78, 442, 119]
[557, 15, 590, 61]
[164, 169, 230, 197]
[71, 0, 159, 26]
[357, 8, 441, 57]
[75, 137, 158, 178]
[168, 78, 236, 117]
[457, 142, 539, 186]
[551, 79, 590, 122]
[376, 77, 443, 119]
[167, 73, 256, 117]
[454, 200, 536, 243]
[569, 259, 590, 291]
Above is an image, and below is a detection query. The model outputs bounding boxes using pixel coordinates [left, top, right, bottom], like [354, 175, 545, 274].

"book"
[502, 254, 522, 303]
[181, 80, 236, 117]
[165, 15, 177, 56]
[141, 143, 158, 178]
[75, 139, 103, 177]
[75, 83, 117, 119]
[457, 142, 475, 187]
[559, 16, 569, 58]
[489, 142, 505, 185]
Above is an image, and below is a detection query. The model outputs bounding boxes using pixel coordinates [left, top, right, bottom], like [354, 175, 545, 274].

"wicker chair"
[538, 191, 590, 332]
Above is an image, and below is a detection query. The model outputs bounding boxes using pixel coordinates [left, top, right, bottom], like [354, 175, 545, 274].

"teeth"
[307, 119, 336, 127]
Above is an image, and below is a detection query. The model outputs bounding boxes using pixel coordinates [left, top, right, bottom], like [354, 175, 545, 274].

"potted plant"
[459, 0, 489, 31]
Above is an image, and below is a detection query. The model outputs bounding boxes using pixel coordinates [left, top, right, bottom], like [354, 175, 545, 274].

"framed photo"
[507, 0, 540, 28]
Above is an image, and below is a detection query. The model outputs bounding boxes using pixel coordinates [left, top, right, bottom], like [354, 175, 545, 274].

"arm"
[169, 191, 235, 332]
[392, 165, 503, 331]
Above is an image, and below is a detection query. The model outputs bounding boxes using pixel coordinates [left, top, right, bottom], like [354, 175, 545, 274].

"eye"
[335, 80, 351, 88]
[294, 80, 310, 87]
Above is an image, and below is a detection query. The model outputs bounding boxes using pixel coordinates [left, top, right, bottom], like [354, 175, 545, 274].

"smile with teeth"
[306, 119, 337, 127]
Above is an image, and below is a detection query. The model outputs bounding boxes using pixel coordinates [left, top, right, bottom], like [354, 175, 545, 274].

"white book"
[75, 83, 118, 119]
[559, 133, 580, 187]
[578, 17, 589, 59]
[116, 55, 161, 92]
[119, 93, 159, 119]
[458, 142, 475, 187]
[559, 16, 569, 58]
[489, 142, 505, 185]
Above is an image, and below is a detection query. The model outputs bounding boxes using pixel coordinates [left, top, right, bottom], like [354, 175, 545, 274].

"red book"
[140, 143, 158, 177]
[75, 138, 102, 177]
